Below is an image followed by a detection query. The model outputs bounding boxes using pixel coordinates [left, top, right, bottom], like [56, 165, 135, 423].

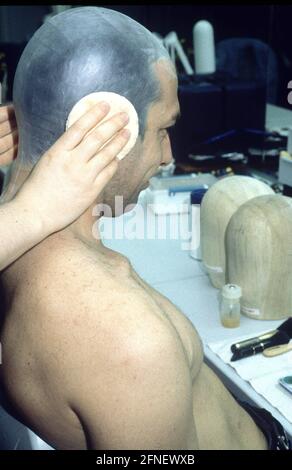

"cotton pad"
[66, 91, 139, 160]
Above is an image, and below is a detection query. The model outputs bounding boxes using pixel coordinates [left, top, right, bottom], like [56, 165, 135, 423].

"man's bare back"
[0, 231, 267, 450]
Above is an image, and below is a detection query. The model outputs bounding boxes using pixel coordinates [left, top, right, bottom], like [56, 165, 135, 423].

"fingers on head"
[88, 128, 130, 167]
[62, 102, 111, 150]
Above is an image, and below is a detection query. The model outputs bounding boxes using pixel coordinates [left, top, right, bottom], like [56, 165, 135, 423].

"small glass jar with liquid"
[220, 284, 242, 328]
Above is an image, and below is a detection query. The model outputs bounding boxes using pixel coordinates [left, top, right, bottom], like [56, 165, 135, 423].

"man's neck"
[66, 201, 104, 249]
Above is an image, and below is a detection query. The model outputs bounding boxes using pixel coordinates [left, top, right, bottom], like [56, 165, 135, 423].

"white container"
[193, 20, 216, 74]
[190, 203, 201, 259]
[189, 188, 208, 260]
[146, 174, 216, 215]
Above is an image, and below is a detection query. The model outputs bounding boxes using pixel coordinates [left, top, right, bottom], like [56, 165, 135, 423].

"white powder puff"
[66, 91, 139, 160]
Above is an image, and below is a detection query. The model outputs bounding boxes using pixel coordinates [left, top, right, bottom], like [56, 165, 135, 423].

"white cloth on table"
[207, 330, 292, 424]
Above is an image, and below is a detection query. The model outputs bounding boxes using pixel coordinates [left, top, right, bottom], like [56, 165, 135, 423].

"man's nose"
[160, 135, 173, 166]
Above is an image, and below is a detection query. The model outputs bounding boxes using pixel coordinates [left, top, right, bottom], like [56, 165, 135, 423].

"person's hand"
[0, 103, 18, 166]
[14, 101, 130, 235]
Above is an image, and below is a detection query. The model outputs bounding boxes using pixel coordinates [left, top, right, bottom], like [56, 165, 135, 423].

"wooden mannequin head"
[226, 194, 292, 320]
[200, 175, 274, 288]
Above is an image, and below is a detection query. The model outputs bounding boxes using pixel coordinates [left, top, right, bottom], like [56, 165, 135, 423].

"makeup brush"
[277, 317, 292, 337]
[230, 317, 292, 362]
[231, 330, 290, 362]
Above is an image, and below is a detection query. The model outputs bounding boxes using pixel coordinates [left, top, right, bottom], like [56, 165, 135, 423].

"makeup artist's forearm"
[0, 198, 46, 270]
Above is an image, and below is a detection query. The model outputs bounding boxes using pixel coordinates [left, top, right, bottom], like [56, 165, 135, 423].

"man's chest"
[126, 265, 204, 380]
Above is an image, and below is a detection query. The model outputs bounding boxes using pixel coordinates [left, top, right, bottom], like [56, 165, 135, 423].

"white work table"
[102, 191, 292, 440]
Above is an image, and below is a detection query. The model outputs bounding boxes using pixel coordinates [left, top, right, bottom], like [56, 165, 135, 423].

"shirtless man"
[0, 7, 289, 450]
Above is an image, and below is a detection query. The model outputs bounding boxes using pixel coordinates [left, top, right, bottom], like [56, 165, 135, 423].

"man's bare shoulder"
[25, 236, 130, 319]
[23, 235, 173, 361]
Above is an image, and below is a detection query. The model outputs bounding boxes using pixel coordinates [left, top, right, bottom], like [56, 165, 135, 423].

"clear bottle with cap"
[220, 284, 242, 328]
[189, 187, 208, 260]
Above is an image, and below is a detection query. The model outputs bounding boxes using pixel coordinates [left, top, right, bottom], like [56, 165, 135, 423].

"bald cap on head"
[13, 6, 171, 166]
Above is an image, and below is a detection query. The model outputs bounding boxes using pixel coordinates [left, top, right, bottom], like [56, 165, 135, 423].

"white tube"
[193, 20, 216, 74]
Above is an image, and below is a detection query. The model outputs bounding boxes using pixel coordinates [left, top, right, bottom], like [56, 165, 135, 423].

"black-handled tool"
[230, 327, 291, 362]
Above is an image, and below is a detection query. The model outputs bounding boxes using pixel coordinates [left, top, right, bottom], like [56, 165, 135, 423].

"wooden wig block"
[200, 176, 274, 288]
[226, 194, 292, 320]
